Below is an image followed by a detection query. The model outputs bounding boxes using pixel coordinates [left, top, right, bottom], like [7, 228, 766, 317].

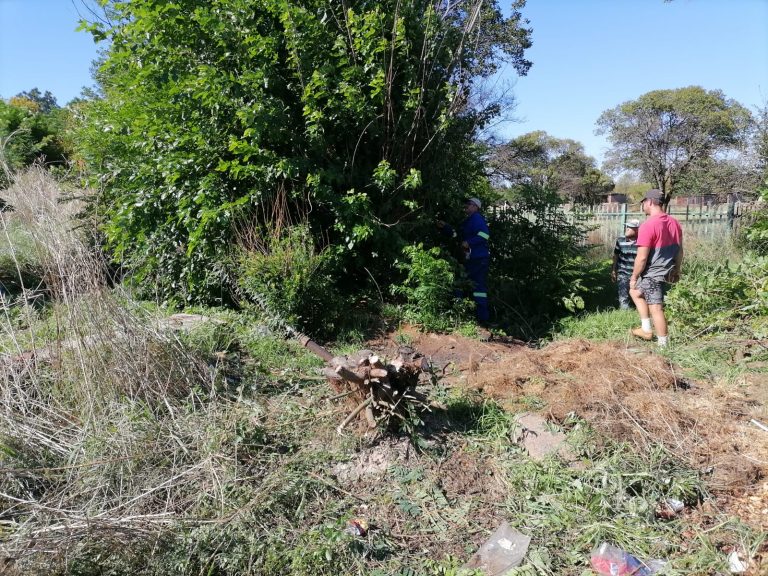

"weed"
[237, 224, 345, 340]
[392, 243, 473, 333]
[394, 330, 414, 347]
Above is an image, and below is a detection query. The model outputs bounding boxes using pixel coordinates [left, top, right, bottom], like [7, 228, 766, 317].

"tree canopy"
[77, 0, 533, 304]
[596, 86, 753, 199]
[0, 89, 70, 186]
[489, 130, 613, 204]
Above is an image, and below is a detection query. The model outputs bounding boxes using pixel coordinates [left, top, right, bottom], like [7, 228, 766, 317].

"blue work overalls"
[442, 212, 490, 322]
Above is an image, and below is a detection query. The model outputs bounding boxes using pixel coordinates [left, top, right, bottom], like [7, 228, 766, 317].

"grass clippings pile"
[474, 339, 767, 495]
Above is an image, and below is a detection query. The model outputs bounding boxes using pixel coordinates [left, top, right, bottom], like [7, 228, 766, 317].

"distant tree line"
[0, 89, 72, 187]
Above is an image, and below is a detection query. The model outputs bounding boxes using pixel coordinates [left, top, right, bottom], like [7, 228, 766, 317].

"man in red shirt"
[629, 189, 684, 347]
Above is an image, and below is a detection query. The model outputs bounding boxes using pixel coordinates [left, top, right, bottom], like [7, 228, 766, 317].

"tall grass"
[0, 167, 233, 573]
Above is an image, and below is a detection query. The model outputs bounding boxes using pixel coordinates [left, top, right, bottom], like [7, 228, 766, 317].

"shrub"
[391, 243, 472, 332]
[237, 224, 344, 340]
[666, 255, 768, 338]
[487, 184, 597, 336]
[736, 183, 768, 256]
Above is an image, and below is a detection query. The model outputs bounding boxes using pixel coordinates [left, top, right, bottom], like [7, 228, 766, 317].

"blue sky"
[496, 0, 768, 163]
[1, 0, 766, 165]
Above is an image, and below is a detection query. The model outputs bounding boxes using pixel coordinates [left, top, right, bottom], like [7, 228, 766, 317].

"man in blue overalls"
[437, 197, 490, 324]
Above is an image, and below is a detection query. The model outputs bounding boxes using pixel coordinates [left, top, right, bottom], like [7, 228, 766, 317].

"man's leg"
[630, 282, 653, 340]
[649, 304, 667, 337]
[466, 258, 490, 323]
[618, 277, 631, 310]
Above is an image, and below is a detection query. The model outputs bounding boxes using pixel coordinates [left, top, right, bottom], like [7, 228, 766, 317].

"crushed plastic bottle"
[590, 542, 663, 576]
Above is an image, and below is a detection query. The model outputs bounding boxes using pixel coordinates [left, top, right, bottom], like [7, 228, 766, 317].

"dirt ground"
[368, 326, 768, 532]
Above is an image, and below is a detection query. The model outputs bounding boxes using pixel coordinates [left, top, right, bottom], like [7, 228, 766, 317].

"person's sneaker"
[631, 327, 653, 341]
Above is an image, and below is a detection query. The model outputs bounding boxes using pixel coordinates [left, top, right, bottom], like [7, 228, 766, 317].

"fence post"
[727, 199, 735, 230]
[620, 202, 627, 231]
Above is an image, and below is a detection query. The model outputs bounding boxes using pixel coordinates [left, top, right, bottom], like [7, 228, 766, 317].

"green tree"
[0, 90, 70, 186]
[753, 100, 768, 184]
[612, 173, 653, 203]
[596, 86, 753, 200]
[490, 130, 613, 204]
[76, 0, 532, 305]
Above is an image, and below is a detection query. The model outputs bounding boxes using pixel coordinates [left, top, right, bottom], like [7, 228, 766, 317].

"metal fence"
[567, 202, 750, 246]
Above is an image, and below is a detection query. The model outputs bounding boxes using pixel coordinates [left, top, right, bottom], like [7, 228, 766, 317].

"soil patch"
[369, 328, 768, 526]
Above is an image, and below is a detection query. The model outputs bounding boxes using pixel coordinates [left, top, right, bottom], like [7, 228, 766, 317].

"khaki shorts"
[635, 276, 668, 305]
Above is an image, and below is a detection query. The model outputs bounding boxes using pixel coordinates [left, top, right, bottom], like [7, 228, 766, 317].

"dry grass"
[0, 168, 235, 572]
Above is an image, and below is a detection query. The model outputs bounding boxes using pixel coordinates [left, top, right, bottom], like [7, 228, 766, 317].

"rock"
[513, 413, 573, 461]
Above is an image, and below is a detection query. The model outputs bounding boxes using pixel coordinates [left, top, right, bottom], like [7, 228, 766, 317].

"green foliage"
[237, 225, 344, 339]
[665, 255, 768, 339]
[737, 183, 768, 255]
[597, 86, 754, 199]
[488, 185, 599, 336]
[75, 0, 532, 305]
[392, 243, 472, 332]
[491, 131, 614, 204]
[0, 90, 70, 187]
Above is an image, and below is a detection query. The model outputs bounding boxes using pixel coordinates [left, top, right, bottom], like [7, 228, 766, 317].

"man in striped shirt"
[611, 219, 640, 309]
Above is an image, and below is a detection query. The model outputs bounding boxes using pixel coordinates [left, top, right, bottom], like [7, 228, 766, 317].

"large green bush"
[487, 185, 598, 336]
[76, 0, 532, 305]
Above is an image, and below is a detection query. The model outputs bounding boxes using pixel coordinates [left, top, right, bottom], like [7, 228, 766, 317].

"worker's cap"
[641, 189, 664, 203]
[465, 197, 482, 209]
[625, 219, 640, 229]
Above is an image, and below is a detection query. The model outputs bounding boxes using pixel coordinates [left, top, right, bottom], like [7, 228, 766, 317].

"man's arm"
[610, 252, 619, 282]
[629, 246, 649, 288]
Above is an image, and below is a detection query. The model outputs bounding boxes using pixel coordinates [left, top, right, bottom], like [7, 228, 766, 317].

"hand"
[610, 269, 617, 283]
[629, 277, 637, 289]
[436, 220, 446, 229]
[668, 269, 681, 283]
[461, 241, 469, 251]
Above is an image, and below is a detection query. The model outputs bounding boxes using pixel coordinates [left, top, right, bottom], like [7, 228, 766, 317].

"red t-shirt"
[636, 213, 682, 280]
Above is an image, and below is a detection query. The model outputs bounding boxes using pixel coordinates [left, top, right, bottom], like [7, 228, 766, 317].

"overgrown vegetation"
[1, 168, 764, 576]
[74, 0, 532, 306]
[237, 223, 346, 339]
[487, 185, 608, 336]
[392, 244, 473, 333]
[0, 89, 72, 188]
[1, 2, 767, 574]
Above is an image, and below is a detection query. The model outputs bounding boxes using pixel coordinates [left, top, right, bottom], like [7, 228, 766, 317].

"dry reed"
[0, 167, 244, 573]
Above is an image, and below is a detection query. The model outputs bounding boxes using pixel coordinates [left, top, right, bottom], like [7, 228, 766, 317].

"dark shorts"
[635, 276, 668, 305]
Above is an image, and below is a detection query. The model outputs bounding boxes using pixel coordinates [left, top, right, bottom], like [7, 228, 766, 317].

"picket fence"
[566, 202, 750, 246]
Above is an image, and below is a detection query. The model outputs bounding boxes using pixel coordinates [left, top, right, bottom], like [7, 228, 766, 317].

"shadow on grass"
[489, 255, 624, 341]
[421, 392, 513, 440]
